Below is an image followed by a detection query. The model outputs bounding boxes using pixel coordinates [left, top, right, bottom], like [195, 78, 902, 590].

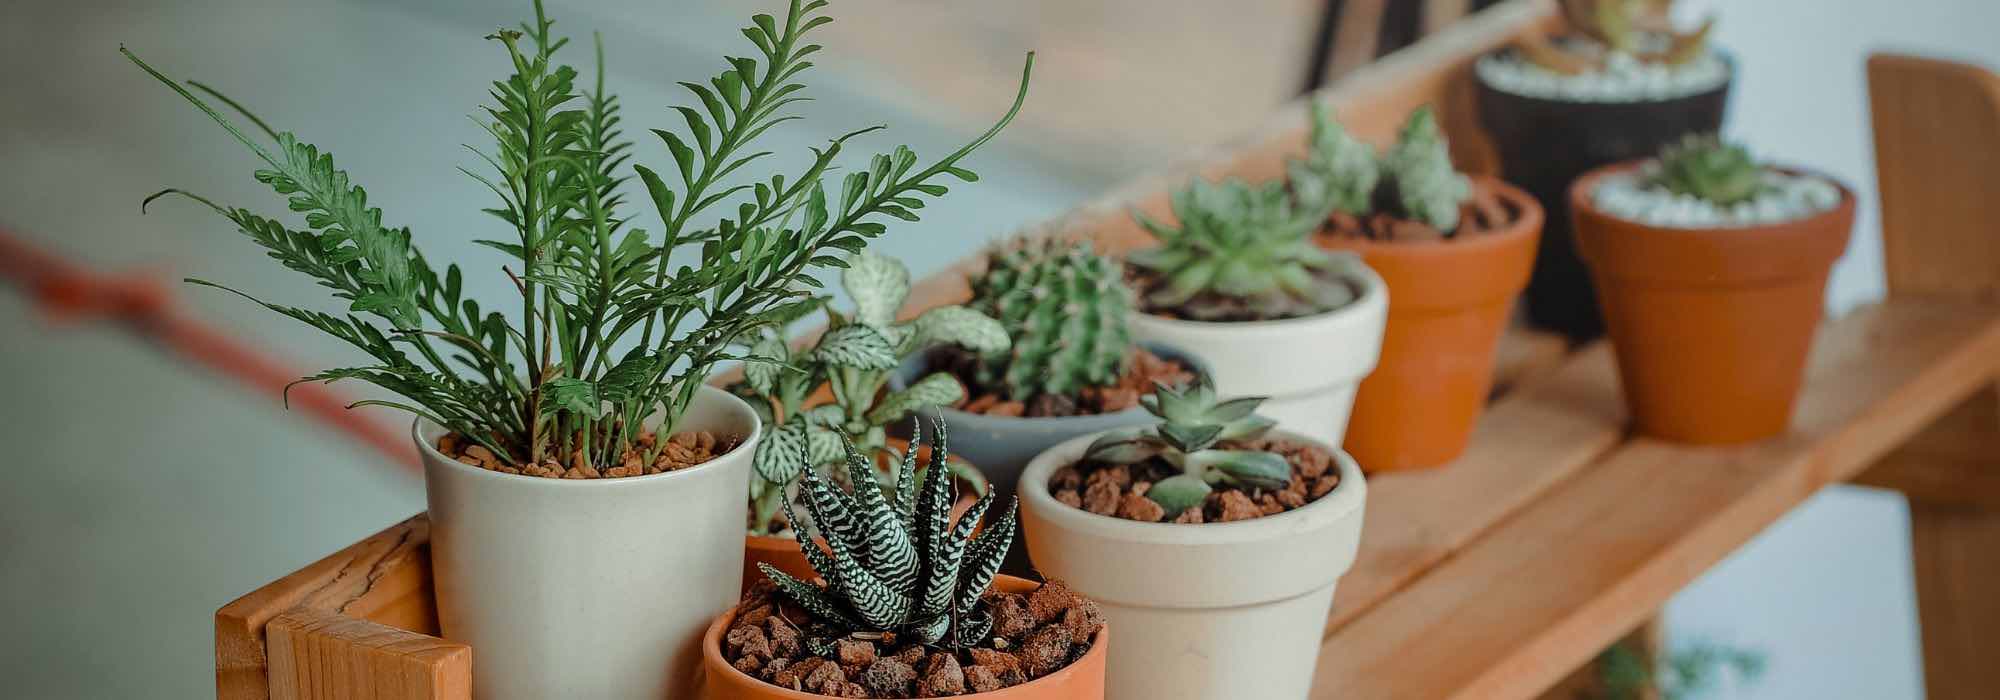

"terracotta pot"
[1019, 431, 1367, 700]
[1476, 54, 1733, 341]
[419, 385, 760, 700]
[1125, 266, 1387, 446]
[1316, 177, 1543, 471]
[742, 437, 984, 590]
[700, 574, 1108, 699]
[1571, 163, 1855, 444]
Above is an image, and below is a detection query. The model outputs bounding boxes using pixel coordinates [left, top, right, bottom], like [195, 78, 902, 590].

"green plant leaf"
[754, 417, 812, 483]
[1190, 449, 1292, 490]
[866, 372, 964, 426]
[1145, 474, 1211, 518]
[841, 251, 909, 327]
[812, 324, 898, 370]
[909, 305, 1008, 355]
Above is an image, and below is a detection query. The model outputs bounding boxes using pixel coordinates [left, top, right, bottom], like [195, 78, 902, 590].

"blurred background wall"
[2, 0, 1996, 697]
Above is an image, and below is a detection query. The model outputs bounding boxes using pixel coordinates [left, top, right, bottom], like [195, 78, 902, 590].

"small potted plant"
[735, 251, 1004, 583]
[1122, 174, 1387, 446]
[125, 0, 1033, 696]
[1572, 134, 1853, 443]
[1475, 0, 1730, 340]
[1017, 378, 1365, 700]
[704, 423, 1110, 699]
[1300, 105, 1543, 471]
[891, 238, 1203, 517]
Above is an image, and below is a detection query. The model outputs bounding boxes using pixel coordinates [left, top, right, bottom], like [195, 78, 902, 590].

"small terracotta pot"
[1317, 176, 1543, 471]
[742, 437, 984, 591]
[1571, 163, 1855, 444]
[700, 574, 1109, 699]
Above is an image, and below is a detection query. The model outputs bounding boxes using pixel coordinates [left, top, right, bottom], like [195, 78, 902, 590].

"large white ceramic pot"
[1019, 430, 1367, 700]
[1124, 267, 1387, 446]
[418, 385, 760, 700]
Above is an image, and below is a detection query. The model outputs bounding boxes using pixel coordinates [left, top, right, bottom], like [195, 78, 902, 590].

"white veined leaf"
[804, 424, 845, 466]
[865, 372, 965, 426]
[754, 418, 812, 484]
[911, 305, 1008, 354]
[744, 334, 789, 396]
[842, 252, 910, 327]
[812, 324, 898, 370]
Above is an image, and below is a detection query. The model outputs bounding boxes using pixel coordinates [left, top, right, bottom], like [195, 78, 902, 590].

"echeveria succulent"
[1649, 133, 1769, 207]
[1083, 378, 1290, 518]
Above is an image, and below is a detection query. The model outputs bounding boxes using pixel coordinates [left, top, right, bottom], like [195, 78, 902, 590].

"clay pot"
[419, 385, 760, 700]
[1571, 163, 1855, 444]
[1316, 177, 1543, 471]
[700, 574, 1109, 699]
[1476, 55, 1733, 341]
[1125, 267, 1387, 447]
[1019, 431, 1367, 700]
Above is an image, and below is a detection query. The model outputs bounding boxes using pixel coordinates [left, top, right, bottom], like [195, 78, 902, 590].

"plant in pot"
[1475, 0, 1731, 340]
[1122, 174, 1387, 446]
[124, 0, 1033, 695]
[1572, 134, 1853, 444]
[734, 251, 1006, 583]
[1299, 104, 1543, 471]
[705, 423, 1109, 699]
[1017, 378, 1365, 700]
[891, 238, 1203, 541]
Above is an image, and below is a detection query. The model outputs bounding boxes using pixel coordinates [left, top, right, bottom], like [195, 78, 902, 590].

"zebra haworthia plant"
[761, 420, 1017, 649]
[737, 252, 1006, 534]
[1083, 377, 1291, 519]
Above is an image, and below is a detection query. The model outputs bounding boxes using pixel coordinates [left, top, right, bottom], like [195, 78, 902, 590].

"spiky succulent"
[1289, 100, 1379, 218]
[1129, 177, 1362, 321]
[1520, 0, 1716, 74]
[1649, 134, 1769, 206]
[738, 252, 1006, 534]
[1082, 377, 1290, 519]
[1381, 107, 1472, 232]
[761, 420, 1017, 649]
[965, 238, 1134, 401]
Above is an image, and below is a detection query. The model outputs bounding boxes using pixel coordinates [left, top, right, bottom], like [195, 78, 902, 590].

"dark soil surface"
[935, 346, 1196, 418]
[1314, 181, 1521, 243]
[722, 578, 1104, 698]
[1050, 438, 1341, 523]
[435, 430, 726, 479]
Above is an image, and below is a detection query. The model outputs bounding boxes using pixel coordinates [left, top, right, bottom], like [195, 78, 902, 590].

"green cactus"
[965, 238, 1135, 402]
[1289, 100, 1379, 218]
[762, 420, 1017, 649]
[1381, 107, 1472, 233]
[1082, 377, 1290, 519]
[1650, 133, 1769, 206]
[1129, 177, 1364, 321]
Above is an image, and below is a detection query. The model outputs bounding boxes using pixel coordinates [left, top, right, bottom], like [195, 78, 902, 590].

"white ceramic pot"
[1124, 268, 1387, 446]
[418, 385, 760, 700]
[1019, 430, 1367, 700]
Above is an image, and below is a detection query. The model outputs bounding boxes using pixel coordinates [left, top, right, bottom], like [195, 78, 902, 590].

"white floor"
[4, 0, 1995, 697]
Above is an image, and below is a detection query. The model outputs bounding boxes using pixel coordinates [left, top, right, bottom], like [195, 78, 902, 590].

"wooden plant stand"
[214, 1, 2000, 698]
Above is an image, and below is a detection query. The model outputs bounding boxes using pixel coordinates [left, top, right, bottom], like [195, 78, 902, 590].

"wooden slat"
[1868, 54, 2000, 304]
[218, 516, 435, 700]
[1852, 384, 2000, 508]
[1311, 300, 2000, 699]
[1909, 504, 2000, 700]
[267, 608, 470, 700]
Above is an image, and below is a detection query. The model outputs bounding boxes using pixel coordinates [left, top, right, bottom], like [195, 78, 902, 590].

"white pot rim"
[1019, 428, 1366, 546]
[414, 383, 763, 488]
[1126, 265, 1388, 336]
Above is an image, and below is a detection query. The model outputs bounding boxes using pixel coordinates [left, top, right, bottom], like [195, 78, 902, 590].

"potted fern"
[1475, 0, 1731, 340]
[1299, 105, 1543, 472]
[124, 0, 1032, 696]
[888, 238, 1205, 539]
[704, 423, 1110, 699]
[732, 251, 1004, 584]
[1572, 135, 1853, 444]
[1122, 175, 1387, 446]
[1017, 378, 1366, 700]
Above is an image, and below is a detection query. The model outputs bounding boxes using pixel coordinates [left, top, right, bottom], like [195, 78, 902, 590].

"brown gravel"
[723, 579, 1103, 698]
[1048, 438, 1341, 524]
[435, 430, 729, 479]
[1314, 182, 1519, 243]
[940, 346, 1195, 418]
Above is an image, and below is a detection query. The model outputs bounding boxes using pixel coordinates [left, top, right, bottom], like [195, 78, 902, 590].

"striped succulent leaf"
[953, 499, 1016, 619]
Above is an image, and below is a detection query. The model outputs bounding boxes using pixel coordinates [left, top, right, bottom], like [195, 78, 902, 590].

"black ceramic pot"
[1475, 53, 1732, 341]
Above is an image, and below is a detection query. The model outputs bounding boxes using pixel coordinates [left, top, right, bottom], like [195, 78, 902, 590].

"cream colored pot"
[1019, 430, 1367, 700]
[1124, 267, 1387, 447]
[418, 385, 760, 700]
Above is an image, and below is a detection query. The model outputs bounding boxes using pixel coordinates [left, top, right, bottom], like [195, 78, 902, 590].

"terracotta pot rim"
[1318, 176, 1544, 254]
[1570, 161, 1859, 237]
[1473, 48, 1738, 105]
[413, 384, 763, 487]
[1131, 263, 1388, 331]
[701, 574, 1108, 699]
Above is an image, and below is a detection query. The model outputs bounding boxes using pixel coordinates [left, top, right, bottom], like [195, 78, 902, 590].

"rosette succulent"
[965, 238, 1135, 401]
[1129, 177, 1363, 321]
[1082, 377, 1290, 519]
[1649, 133, 1768, 206]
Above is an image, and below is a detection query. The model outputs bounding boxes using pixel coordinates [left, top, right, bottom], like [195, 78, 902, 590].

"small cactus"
[966, 238, 1135, 402]
[1381, 107, 1472, 233]
[761, 420, 1017, 649]
[1129, 177, 1365, 321]
[1650, 133, 1768, 206]
[1082, 377, 1290, 519]
[1293, 104, 1472, 237]
[1289, 101, 1379, 218]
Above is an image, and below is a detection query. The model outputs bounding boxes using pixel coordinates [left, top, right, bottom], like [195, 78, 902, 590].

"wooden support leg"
[1536, 616, 1664, 700]
[265, 608, 470, 700]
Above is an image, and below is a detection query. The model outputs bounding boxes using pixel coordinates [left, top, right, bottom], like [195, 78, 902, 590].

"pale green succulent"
[1381, 107, 1472, 233]
[1130, 177, 1362, 321]
[1289, 100, 1380, 217]
[966, 238, 1135, 401]
[763, 419, 1016, 649]
[1650, 133, 1769, 206]
[1082, 377, 1290, 519]
[738, 252, 1006, 534]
